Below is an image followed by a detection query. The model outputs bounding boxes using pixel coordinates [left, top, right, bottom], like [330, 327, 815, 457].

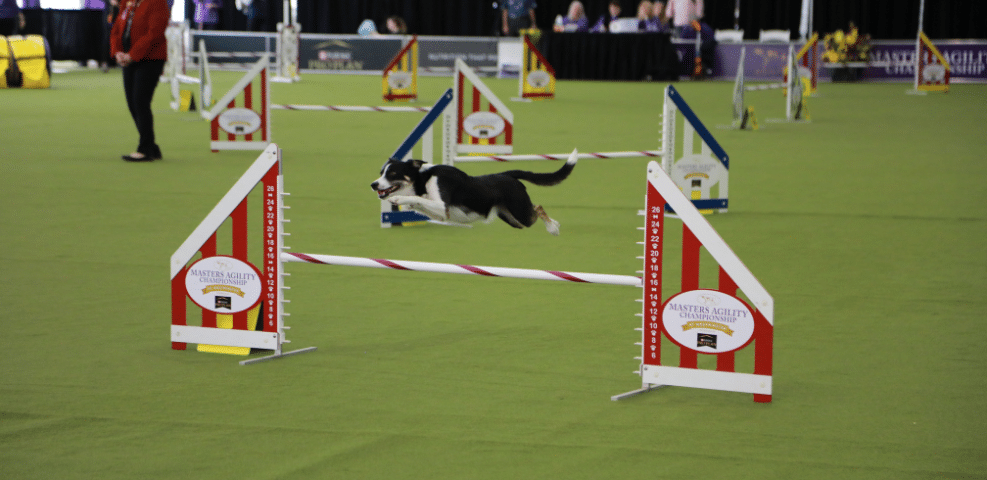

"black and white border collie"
[371, 149, 579, 235]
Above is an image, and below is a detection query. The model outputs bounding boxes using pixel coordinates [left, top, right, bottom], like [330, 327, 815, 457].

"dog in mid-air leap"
[371, 149, 579, 235]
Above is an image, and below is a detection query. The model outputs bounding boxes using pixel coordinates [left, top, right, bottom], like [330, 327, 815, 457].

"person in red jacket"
[110, 0, 169, 161]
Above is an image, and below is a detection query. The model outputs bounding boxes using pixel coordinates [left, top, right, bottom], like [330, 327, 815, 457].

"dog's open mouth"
[377, 185, 399, 199]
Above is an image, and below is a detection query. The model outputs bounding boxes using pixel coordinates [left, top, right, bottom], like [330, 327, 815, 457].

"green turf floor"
[1, 69, 985, 479]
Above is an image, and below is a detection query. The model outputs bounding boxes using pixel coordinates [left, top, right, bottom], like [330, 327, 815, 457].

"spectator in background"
[590, 0, 621, 33]
[635, 0, 653, 32]
[193, 0, 221, 30]
[664, 0, 703, 38]
[501, 0, 536, 36]
[246, 0, 267, 31]
[554, 1, 588, 32]
[385, 15, 407, 34]
[111, 0, 169, 161]
[0, 0, 25, 36]
[101, 0, 120, 71]
[357, 19, 377, 36]
[644, 1, 668, 32]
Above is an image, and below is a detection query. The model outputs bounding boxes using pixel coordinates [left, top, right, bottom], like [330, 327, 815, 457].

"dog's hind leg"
[534, 205, 560, 236]
[496, 208, 528, 229]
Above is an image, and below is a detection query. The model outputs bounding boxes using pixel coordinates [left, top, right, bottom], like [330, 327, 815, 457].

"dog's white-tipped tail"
[566, 148, 579, 165]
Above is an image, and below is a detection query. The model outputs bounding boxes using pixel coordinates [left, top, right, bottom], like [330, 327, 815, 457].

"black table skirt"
[540, 32, 681, 81]
[21, 9, 104, 62]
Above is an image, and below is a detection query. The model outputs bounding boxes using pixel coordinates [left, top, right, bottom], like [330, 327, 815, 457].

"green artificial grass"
[1, 69, 985, 480]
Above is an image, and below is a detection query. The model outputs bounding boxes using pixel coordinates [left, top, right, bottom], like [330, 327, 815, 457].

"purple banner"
[674, 40, 798, 80]
[687, 40, 987, 83]
[865, 40, 987, 82]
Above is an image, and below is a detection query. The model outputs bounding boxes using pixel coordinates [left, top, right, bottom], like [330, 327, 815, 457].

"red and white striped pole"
[271, 105, 431, 112]
[453, 150, 661, 162]
[283, 252, 642, 287]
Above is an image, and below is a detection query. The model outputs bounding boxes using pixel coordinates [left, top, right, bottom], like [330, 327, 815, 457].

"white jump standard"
[171, 145, 314, 364]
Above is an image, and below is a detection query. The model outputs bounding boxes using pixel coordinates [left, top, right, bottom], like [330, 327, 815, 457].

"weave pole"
[453, 150, 660, 163]
[271, 105, 431, 112]
[283, 252, 642, 287]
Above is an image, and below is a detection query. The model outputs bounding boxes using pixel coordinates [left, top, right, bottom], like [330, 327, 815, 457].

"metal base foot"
[239, 346, 317, 365]
[611, 384, 666, 401]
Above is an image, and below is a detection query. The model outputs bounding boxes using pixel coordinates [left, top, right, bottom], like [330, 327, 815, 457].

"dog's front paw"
[388, 196, 414, 206]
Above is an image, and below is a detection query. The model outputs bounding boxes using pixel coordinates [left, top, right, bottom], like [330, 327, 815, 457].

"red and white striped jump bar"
[453, 150, 661, 162]
[271, 104, 431, 112]
[283, 252, 641, 287]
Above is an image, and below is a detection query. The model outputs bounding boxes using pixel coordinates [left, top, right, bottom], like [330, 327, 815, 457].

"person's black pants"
[505, 17, 531, 36]
[122, 59, 165, 157]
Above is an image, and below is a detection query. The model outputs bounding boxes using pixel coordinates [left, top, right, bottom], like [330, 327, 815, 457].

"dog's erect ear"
[380, 157, 399, 173]
[409, 159, 425, 170]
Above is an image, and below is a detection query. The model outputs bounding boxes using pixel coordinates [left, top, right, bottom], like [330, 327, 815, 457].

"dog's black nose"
[370, 181, 379, 190]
